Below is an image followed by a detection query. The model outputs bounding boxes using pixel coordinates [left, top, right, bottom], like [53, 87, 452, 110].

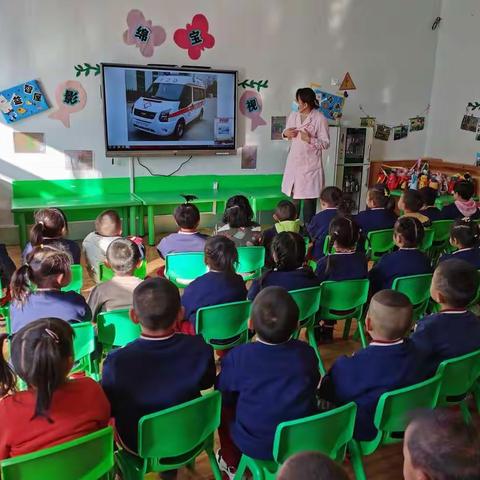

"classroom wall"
[0, 0, 442, 234]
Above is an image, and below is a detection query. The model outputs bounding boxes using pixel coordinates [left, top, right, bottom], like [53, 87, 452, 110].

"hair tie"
[38, 220, 44, 226]
[44, 328, 59, 343]
[384, 189, 388, 197]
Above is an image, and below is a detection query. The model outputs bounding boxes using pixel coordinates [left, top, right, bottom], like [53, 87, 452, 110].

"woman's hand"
[300, 130, 311, 143]
[283, 128, 298, 139]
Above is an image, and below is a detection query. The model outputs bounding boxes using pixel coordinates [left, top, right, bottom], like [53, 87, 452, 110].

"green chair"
[98, 259, 147, 283]
[0, 427, 114, 480]
[196, 300, 252, 350]
[419, 228, 434, 253]
[97, 308, 141, 354]
[429, 220, 454, 260]
[115, 391, 222, 480]
[236, 246, 265, 281]
[61, 264, 83, 294]
[366, 229, 395, 262]
[71, 322, 98, 379]
[391, 273, 433, 323]
[164, 252, 208, 288]
[235, 402, 361, 480]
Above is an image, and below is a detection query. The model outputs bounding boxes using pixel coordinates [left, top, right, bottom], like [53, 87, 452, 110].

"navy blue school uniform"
[307, 208, 338, 260]
[439, 248, 480, 269]
[369, 248, 432, 293]
[411, 309, 480, 376]
[102, 333, 215, 452]
[441, 203, 480, 220]
[319, 339, 427, 440]
[182, 271, 248, 326]
[22, 238, 81, 264]
[421, 206, 443, 222]
[216, 339, 320, 460]
[355, 208, 398, 235]
[0, 244, 15, 288]
[315, 251, 368, 283]
[248, 268, 319, 301]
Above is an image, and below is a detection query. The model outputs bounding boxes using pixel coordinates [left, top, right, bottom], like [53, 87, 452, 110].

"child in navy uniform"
[216, 287, 320, 476]
[441, 180, 480, 220]
[439, 217, 480, 268]
[398, 189, 431, 226]
[419, 187, 442, 222]
[248, 232, 318, 301]
[369, 217, 432, 293]
[319, 290, 426, 441]
[411, 259, 480, 375]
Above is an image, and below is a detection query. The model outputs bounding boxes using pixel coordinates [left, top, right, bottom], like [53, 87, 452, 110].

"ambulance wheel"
[174, 119, 185, 139]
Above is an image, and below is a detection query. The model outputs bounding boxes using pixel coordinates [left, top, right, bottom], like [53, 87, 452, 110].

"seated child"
[101, 278, 215, 453]
[215, 195, 262, 247]
[0, 318, 110, 460]
[23, 208, 81, 264]
[369, 217, 432, 293]
[419, 186, 442, 222]
[157, 202, 208, 258]
[10, 246, 91, 333]
[248, 232, 318, 300]
[216, 287, 320, 474]
[0, 243, 15, 305]
[439, 217, 480, 268]
[319, 290, 426, 441]
[87, 238, 143, 319]
[441, 179, 480, 220]
[411, 258, 480, 375]
[277, 452, 349, 480]
[181, 236, 247, 331]
[403, 409, 480, 480]
[398, 189, 431, 226]
[82, 209, 122, 281]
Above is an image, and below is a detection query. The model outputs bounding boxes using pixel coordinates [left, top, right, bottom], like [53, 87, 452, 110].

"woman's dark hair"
[222, 195, 254, 228]
[418, 187, 438, 208]
[30, 208, 68, 247]
[450, 217, 480, 249]
[295, 88, 319, 110]
[395, 217, 424, 248]
[402, 189, 424, 213]
[10, 245, 72, 304]
[204, 235, 238, 273]
[367, 184, 396, 211]
[0, 318, 74, 420]
[320, 186, 354, 215]
[325, 216, 360, 275]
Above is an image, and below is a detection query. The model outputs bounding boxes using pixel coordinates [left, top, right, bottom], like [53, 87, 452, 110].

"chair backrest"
[97, 308, 141, 349]
[319, 279, 370, 320]
[98, 259, 147, 283]
[431, 220, 454, 244]
[61, 264, 83, 293]
[419, 229, 434, 252]
[391, 273, 433, 318]
[0, 427, 114, 480]
[236, 246, 265, 275]
[366, 229, 395, 261]
[72, 322, 96, 363]
[273, 402, 357, 464]
[165, 252, 208, 287]
[289, 286, 322, 323]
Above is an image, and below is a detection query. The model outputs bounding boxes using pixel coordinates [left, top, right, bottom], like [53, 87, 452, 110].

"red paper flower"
[173, 14, 215, 60]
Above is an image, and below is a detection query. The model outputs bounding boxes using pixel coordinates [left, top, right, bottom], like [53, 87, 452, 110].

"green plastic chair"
[164, 252, 208, 288]
[236, 246, 265, 281]
[98, 259, 147, 283]
[196, 300, 252, 350]
[429, 220, 454, 260]
[0, 427, 114, 480]
[61, 264, 83, 293]
[97, 308, 141, 354]
[115, 391, 222, 480]
[235, 402, 361, 480]
[366, 229, 395, 262]
[419, 228, 434, 253]
[391, 273, 433, 323]
[71, 322, 99, 380]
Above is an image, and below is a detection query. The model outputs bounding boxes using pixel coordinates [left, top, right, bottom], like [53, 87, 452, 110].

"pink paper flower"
[123, 9, 166, 57]
[173, 14, 215, 60]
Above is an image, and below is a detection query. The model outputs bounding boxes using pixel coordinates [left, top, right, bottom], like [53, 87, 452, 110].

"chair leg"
[206, 449, 223, 480]
[129, 206, 137, 236]
[460, 400, 473, 424]
[348, 440, 367, 480]
[342, 317, 352, 340]
[138, 205, 145, 236]
[306, 325, 326, 376]
[18, 212, 27, 249]
[473, 382, 480, 413]
[147, 206, 155, 246]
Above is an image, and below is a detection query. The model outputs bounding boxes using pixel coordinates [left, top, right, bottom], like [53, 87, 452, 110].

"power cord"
[137, 156, 193, 177]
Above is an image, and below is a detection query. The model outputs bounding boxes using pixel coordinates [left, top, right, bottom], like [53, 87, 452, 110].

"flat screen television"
[101, 63, 237, 156]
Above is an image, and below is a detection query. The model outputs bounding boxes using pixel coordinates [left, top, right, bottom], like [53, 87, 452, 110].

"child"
[0, 318, 110, 460]
[215, 195, 262, 247]
[411, 258, 480, 375]
[439, 217, 480, 268]
[277, 452, 349, 480]
[248, 232, 318, 301]
[398, 189, 431, 226]
[319, 290, 426, 441]
[87, 238, 143, 319]
[82, 209, 122, 281]
[10, 246, 91, 333]
[101, 278, 215, 453]
[181, 236, 247, 331]
[369, 217, 432, 293]
[418, 186, 442, 222]
[441, 180, 480, 220]
[216, 287, 320, 475]
[157, 202, 208, 258]
[0, 243, 15, 305]
[23, 208, 81, 264]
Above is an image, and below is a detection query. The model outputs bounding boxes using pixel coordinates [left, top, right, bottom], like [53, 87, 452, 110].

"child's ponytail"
[30, 221, 46, 247]
[368, 184, 395, 212]
[29, 208, 67, 247]
[10, 264, 33, 305]
[0, 333, 16, 397]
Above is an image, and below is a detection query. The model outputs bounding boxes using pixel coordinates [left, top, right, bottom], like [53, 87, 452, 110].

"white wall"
[425, 0, 480, 163]
[0, 0, 442, 232]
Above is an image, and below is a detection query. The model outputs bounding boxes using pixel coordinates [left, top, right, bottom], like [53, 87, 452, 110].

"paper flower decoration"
[123, 9, 166, 57]
[239, 90, 267, 131]
[48, 80, 87, 128]
[173, 14, 215, 60]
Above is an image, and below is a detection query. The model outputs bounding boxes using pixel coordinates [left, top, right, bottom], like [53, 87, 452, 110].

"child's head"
[278, 452, 349, 480]
[251, 286, 299, 344]
[30, 208, 68, 247]
[454, 180, 475, 202]
[431, 259, 478, 308]
[106, 238, 141, 276]
[366, 290, 412, 341]
[366, 184, 395, 211]
[0, 318, 74, 419]
[95, 209, 122, 237]
[404, 409, 480, 480]
[450, 217, 480, 249]
[11, 246, 72, 304]
[132, 277, 182, 332]
[418, 186, 437, 208]
[399, 189, 424, 214]
[394, 217, 424, 248]
[222, 195, 254, 228]
[204, 235, 238, 273]
[271, 232, 306, 271]
[328, 216, 360, 251]
[273, 200, 297, 222]
[174, 203, 201, 231]
[320, 186, 353, 214]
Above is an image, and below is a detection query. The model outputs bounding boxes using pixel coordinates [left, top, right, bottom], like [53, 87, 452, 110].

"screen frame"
[101, 63, 238, 157]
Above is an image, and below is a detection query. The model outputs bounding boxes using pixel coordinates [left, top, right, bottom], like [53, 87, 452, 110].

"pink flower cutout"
[173, 14, 215, 60]
[123, 9, 166, 57]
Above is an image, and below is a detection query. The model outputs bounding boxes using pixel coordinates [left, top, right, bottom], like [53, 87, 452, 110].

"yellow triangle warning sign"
[339, 72, 356, 91]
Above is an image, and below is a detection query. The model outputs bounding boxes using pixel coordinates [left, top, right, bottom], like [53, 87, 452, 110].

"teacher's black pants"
[294, 198, 317, 225]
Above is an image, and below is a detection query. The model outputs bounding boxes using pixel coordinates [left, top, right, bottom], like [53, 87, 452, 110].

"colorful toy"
[419, 174, 429, 189]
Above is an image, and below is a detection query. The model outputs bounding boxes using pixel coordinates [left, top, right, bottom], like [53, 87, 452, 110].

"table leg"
[129, 206, 137, 236]
[18, 213, 27, 249]
[138, 205, 145, 237]
[122, 207, 129, 236]
[148, 206, 155, 246]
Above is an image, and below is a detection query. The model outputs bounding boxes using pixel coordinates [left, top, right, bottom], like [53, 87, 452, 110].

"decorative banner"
[460, 115, 479, 133]
[310, 86, 344, 121]
[360, 116, 376, 128]
[65, 150, 93, 171]
[239, 90, 266, 131]
[0, 80, 49, 124]
[393, 125, 409, 141]
[409, 116, 425, 132]
[238, 79, 269, 92]
[123, 9, 166, 57]
[271, 116, 286, 140]
[241, 145, 257, 170]
[74, 63, 100, 77]
[173, 13, 215, 60]
[13, 132, 46, 153]
[48, 80, 87, 128]
[375, 124, 391, 141]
